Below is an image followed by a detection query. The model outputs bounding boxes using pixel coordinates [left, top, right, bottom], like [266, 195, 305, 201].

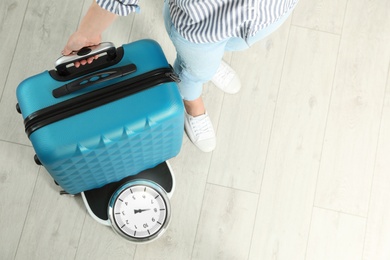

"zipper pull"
[166, 71, 181, 83]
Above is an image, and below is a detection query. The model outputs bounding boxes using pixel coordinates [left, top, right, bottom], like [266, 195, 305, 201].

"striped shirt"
[96, 0, 299, 43]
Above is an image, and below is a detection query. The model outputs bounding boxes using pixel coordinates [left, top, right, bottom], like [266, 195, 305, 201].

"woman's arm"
[62, 0, 118, 66]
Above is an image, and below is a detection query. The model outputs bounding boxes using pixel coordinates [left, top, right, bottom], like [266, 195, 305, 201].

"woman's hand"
[61, 32, 101, 68]
[61, 0, 117, 67]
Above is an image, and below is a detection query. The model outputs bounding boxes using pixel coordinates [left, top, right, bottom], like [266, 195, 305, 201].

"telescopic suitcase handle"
[52, 63, 137, 98]
[55, 42, 117, 76]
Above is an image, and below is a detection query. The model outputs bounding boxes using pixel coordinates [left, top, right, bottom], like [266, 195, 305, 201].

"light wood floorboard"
[207, 18, 291, 193]
[0, 0, 27, 98]
[306, 207, 366, 260]
[362, 67, 390, 260]
[191, 184, 258, 260]
[14, 168, 86, 260]
[291, 0, 348, 34]
[314, 0, 390, 217]
[248, 26, 339, 259]
[0, 141, 39, 260]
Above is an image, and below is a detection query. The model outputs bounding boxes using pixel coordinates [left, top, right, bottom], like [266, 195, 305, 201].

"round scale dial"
[108, 180, 171, 243]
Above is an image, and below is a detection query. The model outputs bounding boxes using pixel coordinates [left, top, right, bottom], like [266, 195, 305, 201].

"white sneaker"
[184, 111, 216, 152]
[211, 61, 241, 94]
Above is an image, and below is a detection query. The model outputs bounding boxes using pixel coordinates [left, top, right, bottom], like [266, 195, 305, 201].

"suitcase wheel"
[16, 103, 21, 114]
[34, 154, 42, 165]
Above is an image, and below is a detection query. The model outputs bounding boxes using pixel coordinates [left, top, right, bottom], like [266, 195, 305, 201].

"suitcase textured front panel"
[17, 40, 184, 194]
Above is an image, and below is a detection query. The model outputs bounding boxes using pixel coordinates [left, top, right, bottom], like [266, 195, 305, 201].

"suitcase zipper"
[24, 68, 180, 137]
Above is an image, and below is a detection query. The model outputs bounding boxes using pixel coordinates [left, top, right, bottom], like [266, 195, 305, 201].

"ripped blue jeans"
[163, 1, 292, 101]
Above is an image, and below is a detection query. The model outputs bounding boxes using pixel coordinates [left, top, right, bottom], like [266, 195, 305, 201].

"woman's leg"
[163, 4, 227, 104]
[163, 2, 230, 152]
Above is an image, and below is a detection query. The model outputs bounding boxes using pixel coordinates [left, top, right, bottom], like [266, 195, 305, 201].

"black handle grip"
[55, 42, 117, 76]
[52, 64, 137, 98]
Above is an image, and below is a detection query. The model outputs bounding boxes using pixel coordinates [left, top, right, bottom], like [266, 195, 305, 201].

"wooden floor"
[1, 0, 390, 259]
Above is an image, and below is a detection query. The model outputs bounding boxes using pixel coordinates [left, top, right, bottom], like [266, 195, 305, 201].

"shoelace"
[212, 63, 235, 87]
[189, 114, 214, 141]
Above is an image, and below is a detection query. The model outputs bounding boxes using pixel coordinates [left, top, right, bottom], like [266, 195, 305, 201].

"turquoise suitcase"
[16, 39, 184, 195]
